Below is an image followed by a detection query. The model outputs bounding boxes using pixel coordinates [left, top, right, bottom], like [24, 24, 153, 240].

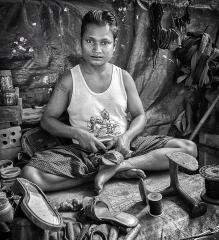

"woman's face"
[81, 23, 115, 66]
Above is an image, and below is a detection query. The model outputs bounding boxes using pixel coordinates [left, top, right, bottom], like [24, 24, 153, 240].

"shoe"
[12, 178, 63, 231]
[101, 150, 124, 166]
[82, 196, 138, 228]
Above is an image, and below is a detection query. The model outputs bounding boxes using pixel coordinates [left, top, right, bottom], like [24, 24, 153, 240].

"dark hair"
[81, 10, 118, 40]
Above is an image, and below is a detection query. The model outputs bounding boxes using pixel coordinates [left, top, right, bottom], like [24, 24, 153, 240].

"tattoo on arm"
[54, 82, 68, 93]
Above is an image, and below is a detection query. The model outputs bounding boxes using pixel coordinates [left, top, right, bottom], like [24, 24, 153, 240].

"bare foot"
[94, 165, 119, 195]
[114, 169, 146, 179]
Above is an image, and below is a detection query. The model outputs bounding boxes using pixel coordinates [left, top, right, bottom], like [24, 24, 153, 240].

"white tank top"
[67, 64, 128, 142]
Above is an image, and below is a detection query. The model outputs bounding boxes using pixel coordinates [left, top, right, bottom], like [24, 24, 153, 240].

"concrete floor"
[47, 171, 219, 239]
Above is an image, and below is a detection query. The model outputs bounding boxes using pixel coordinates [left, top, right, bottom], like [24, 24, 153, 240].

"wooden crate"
[0, 98, 22, 129]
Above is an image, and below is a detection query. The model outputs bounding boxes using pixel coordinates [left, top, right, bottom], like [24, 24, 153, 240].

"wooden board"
[22, 106, 45, 124]
[0, 98, 22, 125]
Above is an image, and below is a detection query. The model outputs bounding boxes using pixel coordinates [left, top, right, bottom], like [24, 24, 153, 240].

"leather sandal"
[82, 196, 138, 228]
[77, 223, 107, 240]
[89, 226, 107, 240]
[101, 150, 124, 166]
[12, 178, 63, 231]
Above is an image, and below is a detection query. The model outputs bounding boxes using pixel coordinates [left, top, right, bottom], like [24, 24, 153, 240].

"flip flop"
[12, 178, 63, 231]
[82, 196, 138, 228]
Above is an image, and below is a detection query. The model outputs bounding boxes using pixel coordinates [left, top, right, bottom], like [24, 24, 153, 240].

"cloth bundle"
[174, 32, 219, 88]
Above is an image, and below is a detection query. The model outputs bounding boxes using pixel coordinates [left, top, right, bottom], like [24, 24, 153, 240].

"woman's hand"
[103, 137, 118, 150]
[115, 133, 132, 158]
[76, 129, 106, 153]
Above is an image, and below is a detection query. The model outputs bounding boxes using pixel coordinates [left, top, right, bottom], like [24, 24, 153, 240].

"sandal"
[82, 196, 138, 228]
[89, 225, 108, 240]
[12, 178, 63, 231]
[77, 223, 107, 240]
[101, 150, 124, 166]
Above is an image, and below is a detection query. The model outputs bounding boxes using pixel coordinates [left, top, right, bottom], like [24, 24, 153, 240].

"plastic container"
[0, 88, 18, 106]
[0, 70, 13, 91]
[0, 198, 14, 222]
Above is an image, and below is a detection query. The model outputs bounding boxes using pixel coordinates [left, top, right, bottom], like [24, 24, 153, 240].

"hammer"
[160, 152, 207, 218]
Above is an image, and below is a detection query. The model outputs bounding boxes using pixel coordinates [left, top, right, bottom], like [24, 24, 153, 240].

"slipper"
[12, 178, 63, 231]
[82, 196, 138, 228]
[0, 160, 13, 170]
[77, 223, 108, 240]
[89, 225, 108, 240]
[101, 150, 124, 166]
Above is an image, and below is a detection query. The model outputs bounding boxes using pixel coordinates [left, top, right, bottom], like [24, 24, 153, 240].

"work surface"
[47, 171, 219, 240]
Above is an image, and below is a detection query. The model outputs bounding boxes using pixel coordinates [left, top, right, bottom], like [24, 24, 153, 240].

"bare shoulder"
[121, 69, 136, 89]
[54, 70, 72, 94]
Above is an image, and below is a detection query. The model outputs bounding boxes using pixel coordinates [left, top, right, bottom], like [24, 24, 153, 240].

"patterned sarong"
[27, 135, 172, 178]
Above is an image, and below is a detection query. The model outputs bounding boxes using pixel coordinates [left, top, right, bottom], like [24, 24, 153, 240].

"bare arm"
[114, 70, 146, 156]
[40, 71, 76, 138]
[123, 69, 146, 141]
[40, 71, 106, 153]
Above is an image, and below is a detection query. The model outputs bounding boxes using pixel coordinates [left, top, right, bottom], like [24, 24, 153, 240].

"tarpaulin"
[0, 0, 218, 136]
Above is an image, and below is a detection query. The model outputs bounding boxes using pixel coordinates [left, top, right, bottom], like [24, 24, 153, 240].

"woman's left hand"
[115, 133, 132, 158]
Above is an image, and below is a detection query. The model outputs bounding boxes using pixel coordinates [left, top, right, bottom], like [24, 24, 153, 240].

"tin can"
[0, 89, 18, 106]
[0, 70, 13, 91]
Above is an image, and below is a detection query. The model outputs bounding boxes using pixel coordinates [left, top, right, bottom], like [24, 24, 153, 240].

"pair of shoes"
[82, 196, 138, 229]
[12, 178, 63, 231]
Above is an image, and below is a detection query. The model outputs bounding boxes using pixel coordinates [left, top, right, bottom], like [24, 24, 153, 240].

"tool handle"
[189, 94, 219, 140]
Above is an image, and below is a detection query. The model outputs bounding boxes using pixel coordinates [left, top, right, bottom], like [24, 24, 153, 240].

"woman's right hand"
[75, 129, 106, 153]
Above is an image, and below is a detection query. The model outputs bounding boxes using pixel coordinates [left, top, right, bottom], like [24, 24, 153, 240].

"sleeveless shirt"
[67, 64, 128, 142]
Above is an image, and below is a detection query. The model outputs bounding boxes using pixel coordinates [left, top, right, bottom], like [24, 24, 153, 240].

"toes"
[94, 184, 103, 195]
[135, 169, 146, 179]
[94, 188, 101, 196]
[94, 176, 103, 195]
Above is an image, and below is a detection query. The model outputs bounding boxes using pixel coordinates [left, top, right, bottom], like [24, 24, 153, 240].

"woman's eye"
[86, 39, 93, 44]
[101, 41, 110, 45]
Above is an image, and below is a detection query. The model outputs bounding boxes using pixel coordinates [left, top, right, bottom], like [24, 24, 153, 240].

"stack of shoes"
[0, 190, 14, 240]
[0, 191, 14, 223]
[0, 159, 21, 191]
[9, 178, 141, 240]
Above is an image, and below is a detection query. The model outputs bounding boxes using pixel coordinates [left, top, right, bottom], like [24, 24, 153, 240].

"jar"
[0, 88, 18, 106]
[0, 70, 13, 91]
[0, 198, 14, 222]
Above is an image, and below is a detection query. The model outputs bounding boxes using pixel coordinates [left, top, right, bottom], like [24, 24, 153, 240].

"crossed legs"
[21, 138, 197, 192]
[21, 166, 93, 192]
[94, 138, 197, 193]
